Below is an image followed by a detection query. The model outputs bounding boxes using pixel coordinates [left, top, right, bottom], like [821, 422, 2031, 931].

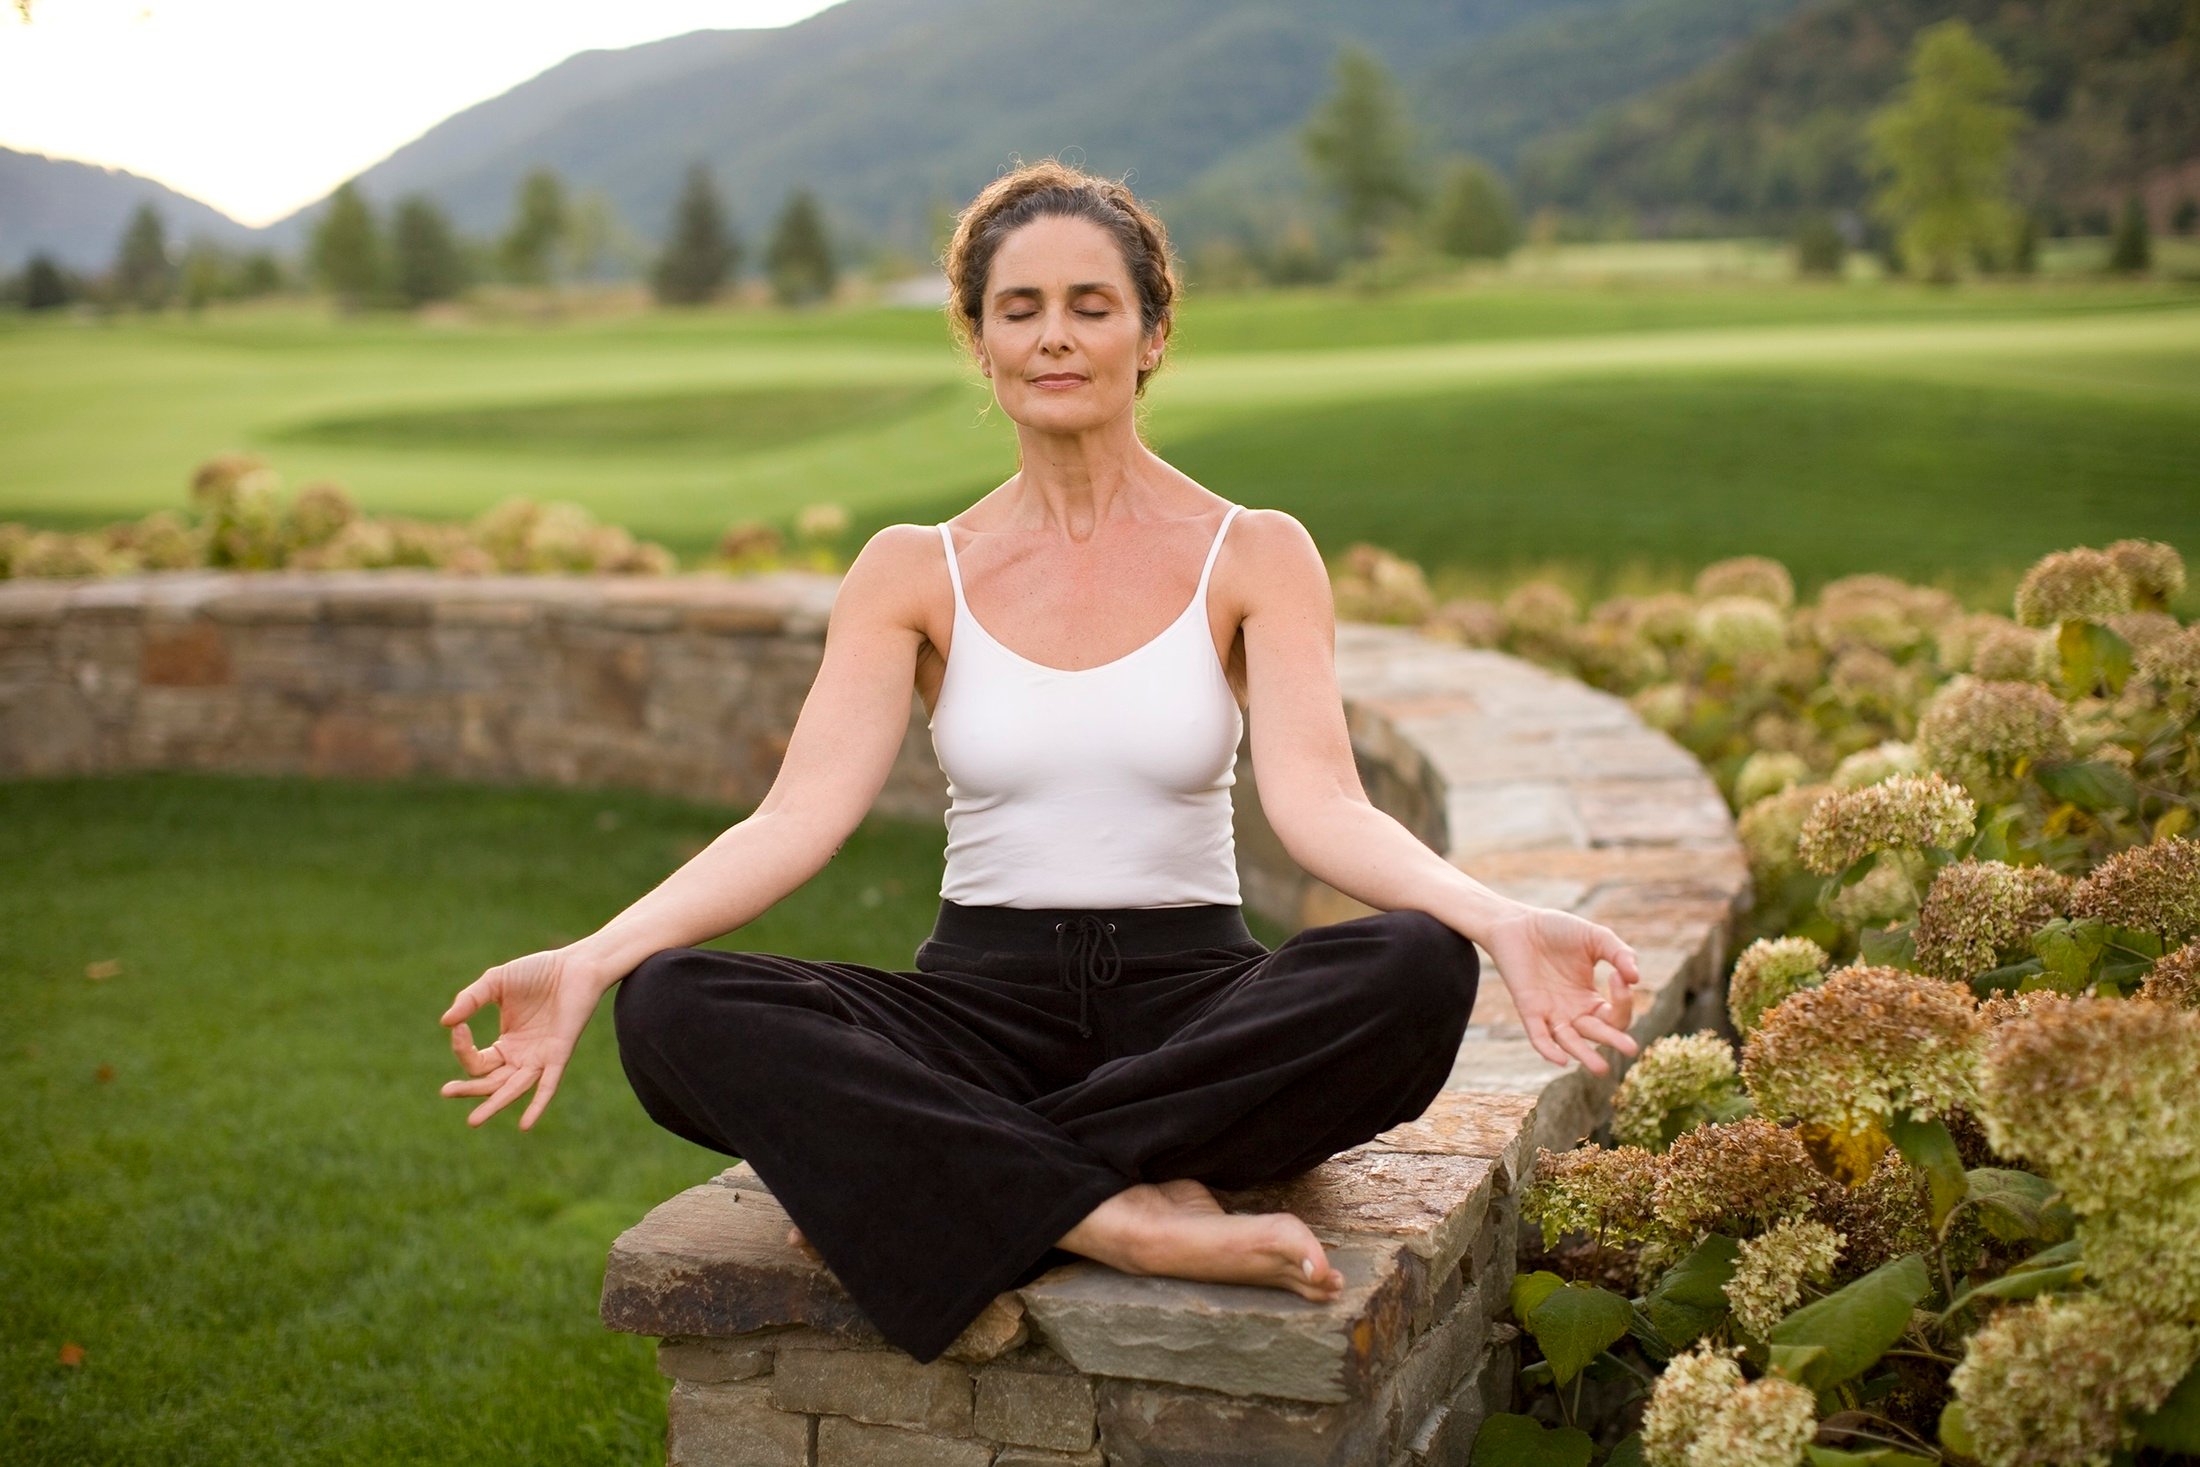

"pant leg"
[1031, 908, 1481, 1189]
[610, 944, 1141, 1365]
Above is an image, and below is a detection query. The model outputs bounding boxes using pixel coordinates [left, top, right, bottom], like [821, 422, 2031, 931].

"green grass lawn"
[2, 270, 2196, 608]
[0, 772, 974, 1465]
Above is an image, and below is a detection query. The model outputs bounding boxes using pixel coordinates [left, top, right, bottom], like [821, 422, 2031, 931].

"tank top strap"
[1195, 503, 1245, 599]
[936, 522, 968, 614]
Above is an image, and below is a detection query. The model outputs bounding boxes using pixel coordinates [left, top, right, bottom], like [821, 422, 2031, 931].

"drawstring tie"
[1054, 915, 1121, 1039]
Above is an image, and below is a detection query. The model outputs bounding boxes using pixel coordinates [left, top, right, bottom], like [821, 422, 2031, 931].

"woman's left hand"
[1475, 905, 1643, 1074]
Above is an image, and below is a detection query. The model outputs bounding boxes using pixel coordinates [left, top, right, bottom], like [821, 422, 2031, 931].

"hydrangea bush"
[1468, 540, 2200, 1467]
[0, 452, 856, 580]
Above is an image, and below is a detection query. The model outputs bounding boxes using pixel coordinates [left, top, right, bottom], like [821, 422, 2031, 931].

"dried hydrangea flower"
[1976, 989, 2076, 1027]
[1502, 580, 1578, 638]
[1689, 1376, 1818, 1467]
[1735, 751, 1811, 808]
[1912, 859, 2072, 981]
[1914, 677, 2075, 790]
[2107, 608, 2182, 654]
[1829, 645, 1907, 715]
[1742, 966, 1984, 1135]
[1796, 773, 1977, 876]
[1652, 1117, 1835, 1238]
[1948, 1292, 2200, 1467]
[1694, 595, 1788, 661]
[1521, 1143, 1661, 1249]
[1831, 740, 1923, 790]
[2105, 537, 2187, 606]
[1626, 591, 1700, 647]
[1979, 996, 2200, 1216]
[2140, 940, 2200, 1009]
[1971, 623, 2054, 683]
[1613, 1032, 1746, 1150]
[1811, 573, 1928, 653]
[2014, 547, 2134, 628]
[1737, 783, 1836, 882]
[1814, 1149, 1934, 1274]
[1694, 556, 1796, 611]
[1723, 1218, 1844, 1337]
[1426, 597, 1505, 649]
[2079, 1184, 2200, 1323]
[1641, 1339, 1746, 1467]
[1937, 610, 2014, 673]
[1824, 851, 1927, 928]
[2067, 836, 2200, 948]
[1728, 935, 1830, 1037]
[2135, 626, 2200, 696]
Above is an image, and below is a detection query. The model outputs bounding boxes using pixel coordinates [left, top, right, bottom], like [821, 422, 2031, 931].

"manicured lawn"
[2, 271, 2195, 607]
[0, 772, 960, 1465]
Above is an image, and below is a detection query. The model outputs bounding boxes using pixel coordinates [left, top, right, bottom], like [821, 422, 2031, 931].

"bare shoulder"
[1220, 507, 1331, 615]
[831, 522, 945, 618]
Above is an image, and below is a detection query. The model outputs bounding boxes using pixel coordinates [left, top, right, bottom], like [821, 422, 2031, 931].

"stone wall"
[0, 568, 1752, 1465]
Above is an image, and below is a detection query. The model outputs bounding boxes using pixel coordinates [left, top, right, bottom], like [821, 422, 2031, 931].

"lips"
[1031, 374, 1087, 386]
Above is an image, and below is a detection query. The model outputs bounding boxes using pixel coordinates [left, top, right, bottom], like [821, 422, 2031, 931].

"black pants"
[612, 899, 1480, 1363]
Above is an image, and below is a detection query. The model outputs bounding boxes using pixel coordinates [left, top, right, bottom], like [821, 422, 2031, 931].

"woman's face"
[972, 213, 1165, 433]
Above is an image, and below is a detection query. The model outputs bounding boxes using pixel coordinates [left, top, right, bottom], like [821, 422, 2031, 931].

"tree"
[22, 253, 72, 311]
[765, 188, 837, 306]
[1791, 212, 1847, 277]
[180, 240, 232, 312]
[2174, 198, 2198, 236]
[1863, 20, 2022, 285]
[236, 251, 285, 297]
[1428, 156, 1517, 260]
[310, 180, 385, 312]
[2107, 195, 2151, 273]
[112, 202, 175, 311]
[1300, 46, 1423, 260]
[499, 167, 568, 287]
[563, 190, 648, 282]
[652, 162, 739, 306]
[392, 194, 468, 306]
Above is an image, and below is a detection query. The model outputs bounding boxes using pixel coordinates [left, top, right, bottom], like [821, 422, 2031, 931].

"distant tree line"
[4, 162, 848, 316]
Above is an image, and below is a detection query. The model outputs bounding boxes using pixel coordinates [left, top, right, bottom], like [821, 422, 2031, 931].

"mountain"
[0, 147, 260, 273]
[1522, 0, 2200, 227]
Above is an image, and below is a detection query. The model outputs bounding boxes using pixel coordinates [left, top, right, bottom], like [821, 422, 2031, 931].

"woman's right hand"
[439, 946, 613, 1131]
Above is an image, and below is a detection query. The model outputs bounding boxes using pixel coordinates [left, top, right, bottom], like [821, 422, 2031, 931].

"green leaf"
[1766, 1254, 1932, 1392]
[1963, 1168, 2074, 1244]
[2055, 619, 2134, 699]
[1833, 850, 1880, 890]
[2133, 1355, 2200, 1453]
[1603, 1432, 1645, 1467]
[1939, 1399, 1977, 1457]
[2034, 757, 2137, 814]
[1858, 922, 1918, 968]
[1768, 1342, 1828, 1384]
[2032, 917, 2111, 994]
[1470, 1412, 1594, 1467]
[1970, 956, 2044, 997]
[1527, 1283, 1635, 1387]
[1641, 1232, 1741, 1350]
[1936, 1261, 2085, 1322]
[1805, 1448, 1935, 1467]
[1510, 1270, 1564, 1325]
[1888, 1112, 1965, 1229]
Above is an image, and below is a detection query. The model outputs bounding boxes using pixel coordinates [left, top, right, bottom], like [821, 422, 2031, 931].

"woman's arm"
[1232, 509, 1642, 1073]
[558, 525, 939, 993]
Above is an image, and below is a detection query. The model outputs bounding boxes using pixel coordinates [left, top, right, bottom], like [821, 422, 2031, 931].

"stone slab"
[1018, 1238, 1415, 1404]
[665, 1379, 811, 1467]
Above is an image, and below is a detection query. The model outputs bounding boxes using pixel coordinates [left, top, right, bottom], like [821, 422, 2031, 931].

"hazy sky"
[0, 1, 846, 227]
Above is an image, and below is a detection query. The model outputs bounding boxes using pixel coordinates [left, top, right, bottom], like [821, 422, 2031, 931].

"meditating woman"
[438, 158, 1643, 1365]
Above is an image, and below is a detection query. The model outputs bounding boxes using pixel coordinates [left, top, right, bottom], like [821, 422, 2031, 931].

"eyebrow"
[991, 282, 1119, 304]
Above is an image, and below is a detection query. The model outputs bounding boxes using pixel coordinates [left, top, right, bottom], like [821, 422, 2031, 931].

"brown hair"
[942, 158, 1181, 396]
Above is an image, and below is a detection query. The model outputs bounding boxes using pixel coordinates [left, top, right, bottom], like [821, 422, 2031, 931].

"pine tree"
[180, 241, 231, 312]
[2107, 195, 2151, 273]
[22, 253, 72, 311]
[1301, 46, 1423, 260]
[112, 202, 175, 311]
[1863, 20, 2022, 285]
[499, 168, 568, 287]
[765, 188, 837, 306]
[652, 162, 740, 306]
[1428, 156, 1517, 260]
[392, 194, 468, 306]
[311, 181, 385, 312]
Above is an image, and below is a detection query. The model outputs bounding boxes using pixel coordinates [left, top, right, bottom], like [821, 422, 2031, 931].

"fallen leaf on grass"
[94, 1064, 115, 1083]
[58, 1343, 85, 1367]
[85, 959, 122, 981]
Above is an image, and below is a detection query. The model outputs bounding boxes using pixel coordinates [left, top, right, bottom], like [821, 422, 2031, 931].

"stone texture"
[1018, 1239, 1415, 1404]
[993, 1449, 1105, 1467]
[768, 1341, 972, 1432]
[658, 1336, 775, 1383]
[1096, 1377, 1387, 1467]
[814, 1415, 991, 1467]
[665, 1379, 812, 1467]
[974, 1365, 1098, 1451]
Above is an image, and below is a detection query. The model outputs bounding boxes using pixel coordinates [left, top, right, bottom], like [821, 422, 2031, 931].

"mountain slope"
[0, 147, 259, 273]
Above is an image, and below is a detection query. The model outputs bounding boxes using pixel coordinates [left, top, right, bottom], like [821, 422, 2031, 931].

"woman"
[439, 159, 1643, 1365]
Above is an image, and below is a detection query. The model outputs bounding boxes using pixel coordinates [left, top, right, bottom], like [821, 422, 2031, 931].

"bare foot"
[786, 1223, 822, 1263]
[1057, 1178, 1346, 1303]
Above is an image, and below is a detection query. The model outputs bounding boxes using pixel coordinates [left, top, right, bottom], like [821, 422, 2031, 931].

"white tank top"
[929, 504, 1246, 909]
